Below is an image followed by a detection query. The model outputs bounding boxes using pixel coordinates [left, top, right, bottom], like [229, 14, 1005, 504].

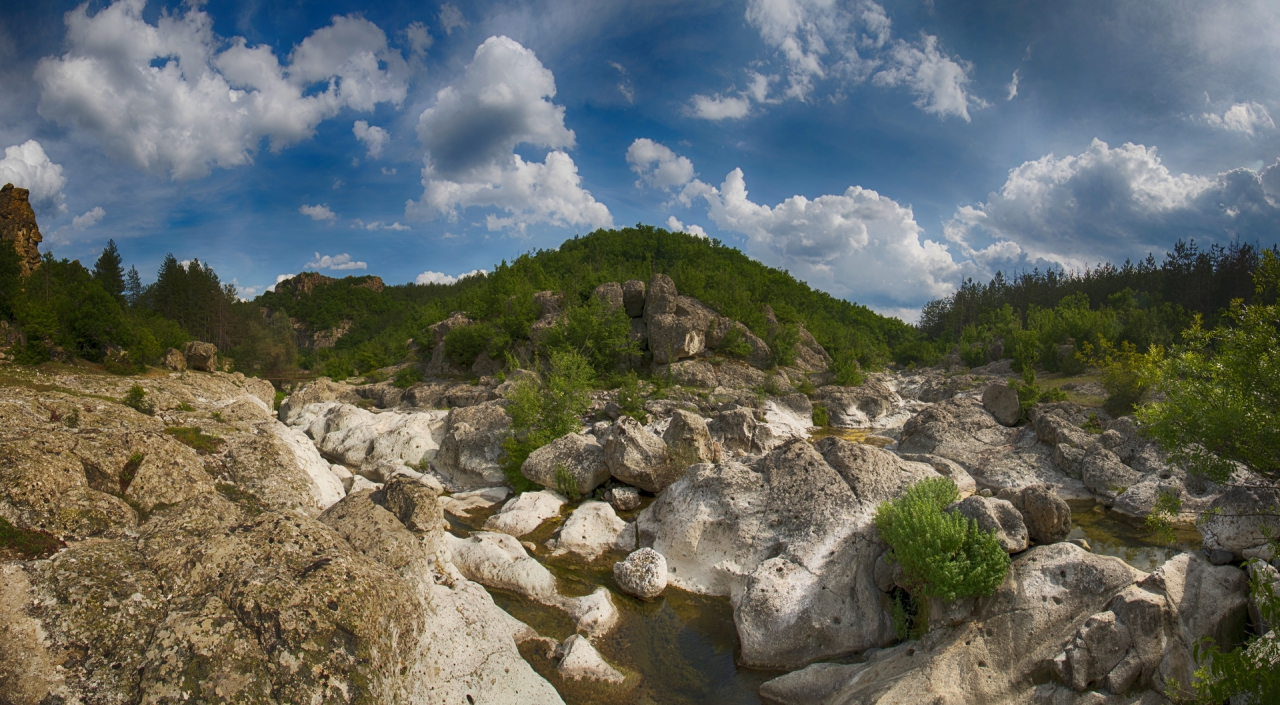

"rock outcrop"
[0, 183, 42, 275]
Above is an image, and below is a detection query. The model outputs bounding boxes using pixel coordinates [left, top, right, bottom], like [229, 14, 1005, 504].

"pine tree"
[92, 239, 125, 301]
[124, 266, 142, 307]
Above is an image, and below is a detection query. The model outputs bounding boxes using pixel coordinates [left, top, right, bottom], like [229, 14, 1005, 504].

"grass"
[0, 516, 64, 559]
[164, 426, 224, 454]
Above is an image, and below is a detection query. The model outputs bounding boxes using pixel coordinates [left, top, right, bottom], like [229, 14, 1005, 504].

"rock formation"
[0, 183, 42, 275]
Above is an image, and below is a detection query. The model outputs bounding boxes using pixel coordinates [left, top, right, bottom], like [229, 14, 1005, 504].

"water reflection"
[1066, 499, 1202, 572]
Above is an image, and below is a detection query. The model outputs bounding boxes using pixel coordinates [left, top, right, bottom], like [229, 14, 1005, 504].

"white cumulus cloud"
[72, 206, 106, 229]
[627, 139, 696, 190]
[300, 204, 338, 222]
[694, 1, 981, 122]
[946, 138, 1280, 269]
[665, 216, 707, 238]
[352, 121, 390, 158]
[0, 140, 67, 212]
[406, 36, 611, 233]
[1203, 102, 1274, 135]
[305, 252, 367, 270]
[439, 4, 466, 35]
[352, 219, 410, 231]
[34, 0, 410, 180]
[1006, 69, 1019, 101]
[266, 273, 297, 293]
[415, 268, 487, 285]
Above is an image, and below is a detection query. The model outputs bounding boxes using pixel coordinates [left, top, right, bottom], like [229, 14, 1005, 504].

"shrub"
[1080, 338, 1163, 416]
[541, 296, 638, 373]
[164, 426, 223, 454]
[874, 477, 1010, 635]
[122, 385, 155, 415]
[444, 322, 494, 368]
[554, 464, 580, 500]
[831, 351, 865, 386]
[812, 403, 829, 427]
[393, 366, 424, 389]
[1009, 367, 1067, 419]
[719, 326, 754, 358]
[768, 322, 800, 368]
[614, 370, 647, 421]
[501, 349, 594, 490]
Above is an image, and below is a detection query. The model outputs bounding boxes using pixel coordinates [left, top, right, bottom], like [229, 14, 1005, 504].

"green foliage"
[501, 350, 595, 490]
[614, 370, 647, 420]
[831, 350, 865, 386]
[719, 326, 753, 358]
[768, 321, 800, 368]
[1139, 251, 1280, 483]
[1144, 488, 1183, 545]
[1189, 560, 1280, 703]
[554, 464, 580, 501]
[444, 321, 494, 368]
[0, 516, 63, 559]
[122, 385, 154, 415]
[1078, 338, 1163, 415]
[393, 366, 424, 389]
[164, 426, 223, 454]
[874, 477, 1011, 606]
[1008, 367, 1067, 419]
[92, 239, 125, 302]
[889, 591, 928, 641]
[541, 295, 638, 373]
[812, 403, 829, 427]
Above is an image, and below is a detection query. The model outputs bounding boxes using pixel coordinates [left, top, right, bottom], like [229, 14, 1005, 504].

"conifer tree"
[92, 239, 125, 301]
[124, 266, 142, 307]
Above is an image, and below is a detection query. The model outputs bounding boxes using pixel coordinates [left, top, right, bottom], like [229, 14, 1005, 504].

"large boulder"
[555, 635, 625, 684]
[1199, 485, 1280, 559]
[521, 432, 610, 495]
[604, 416, 674, 493]
[592, 282, 624, 312]
[982, 382, 1021, 426]
[814, 378, 918, 429]
[948, 495, 1029, 554]
[1008, 483, 1073, 544]
[432, 401, 512, 490]
[759, 543, 1144, 704]
[483, 489, 567, 537]
[637, 439, 941, 669]
[182, 341, 218, 372]
[548, 500, 629, 561]
[162, 347, 186, 371]
[1079, 445, 1144, 500]
[663, 409, 714, 472]
[622, 279, 646, 317]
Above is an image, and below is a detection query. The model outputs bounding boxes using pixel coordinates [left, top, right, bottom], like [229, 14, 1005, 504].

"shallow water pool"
[1066, 499, 1202, 572]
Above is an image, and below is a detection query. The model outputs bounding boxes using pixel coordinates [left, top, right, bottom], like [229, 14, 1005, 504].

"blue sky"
[2, 0, 1279, 320]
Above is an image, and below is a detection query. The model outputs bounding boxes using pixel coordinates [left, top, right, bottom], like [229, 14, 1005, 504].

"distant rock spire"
[0, 183, 43, 276]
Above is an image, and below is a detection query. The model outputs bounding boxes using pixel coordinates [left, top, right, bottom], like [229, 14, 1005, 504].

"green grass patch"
[0, 516, 64, 559]
[165, 426, 223, 454]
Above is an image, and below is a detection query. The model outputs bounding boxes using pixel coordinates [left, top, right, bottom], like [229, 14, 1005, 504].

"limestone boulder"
[432, 401, 513, 490]
[604, 415, 674, 493]
[613, 548, 668, 600]
[521, 432, 610, 495]
[982, 382, 1021, 426]
[556, 635, 626, 684]
[1199, 485, 1280, 559]
[483, 490, 567, 537]
[549, 501, 629, 561]
[663, 409, 714, 472]
[1012, 483, 1073, 544]
[622, 279, 646, 317]
[605, 485, 641, 511]
[592, 281, 624, 312]
[1080, 445, 1144, 500]
[948, 495, 1029, 554]
[814, 378, 918, 429]
[182, 341, 218, 372]
[162, 347, 186, 371]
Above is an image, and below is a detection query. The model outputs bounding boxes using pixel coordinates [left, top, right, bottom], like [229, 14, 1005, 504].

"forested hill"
[257, 225, 915, 378]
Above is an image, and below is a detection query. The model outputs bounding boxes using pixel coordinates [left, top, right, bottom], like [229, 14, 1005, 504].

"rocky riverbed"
[2, 275, 1278, 704]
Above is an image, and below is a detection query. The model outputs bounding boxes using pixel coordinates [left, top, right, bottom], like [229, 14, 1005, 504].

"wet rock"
[521, 432, 610, 495]
[949, 495, 1029, 553]
[556, 635, 626, 684]
[604, 485, 641, 511]
[613, 548, 668, 600]
[550, 501, 629, 561]
[982, 382, 1021, 426]
[483, 490, 568, 537]
[604, 415, 674, 493]
[182, 340, 218, 372]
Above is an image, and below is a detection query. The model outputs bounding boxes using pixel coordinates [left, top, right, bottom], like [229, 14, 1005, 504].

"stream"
[440, 442, 1201, 704]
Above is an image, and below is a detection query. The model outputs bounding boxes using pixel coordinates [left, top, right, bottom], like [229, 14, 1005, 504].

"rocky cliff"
[0, 183, 42, 276]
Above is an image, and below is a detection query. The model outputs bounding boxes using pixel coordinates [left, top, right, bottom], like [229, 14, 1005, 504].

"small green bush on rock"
[122, 384, 155, 415]
[874, 477, 1010, 633]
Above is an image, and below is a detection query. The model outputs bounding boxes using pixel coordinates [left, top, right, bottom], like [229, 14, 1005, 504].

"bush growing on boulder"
[502, 349, 595, 490]
[874, 477, 1010, 631]
[122, 384, 154, 415]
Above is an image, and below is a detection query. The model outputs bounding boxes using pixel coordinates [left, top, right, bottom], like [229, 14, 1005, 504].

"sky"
[2, 0, 1280, 321]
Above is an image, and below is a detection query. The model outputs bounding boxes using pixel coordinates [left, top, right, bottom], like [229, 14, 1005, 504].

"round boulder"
[982, 383, 1021, 426]
[1018, 484, 1073, 544]
[613, 547, 668, 600]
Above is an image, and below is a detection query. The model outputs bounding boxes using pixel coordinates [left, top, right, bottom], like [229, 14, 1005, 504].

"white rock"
[613, 548, 667, 600]
[441, 487, 512, 518]
[551, 501, 628, 562]
[483, 490, 567, 537]
[556, 634, 625, 684]
[268, 422, 345, 510]
[349, 475, 381, 493]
